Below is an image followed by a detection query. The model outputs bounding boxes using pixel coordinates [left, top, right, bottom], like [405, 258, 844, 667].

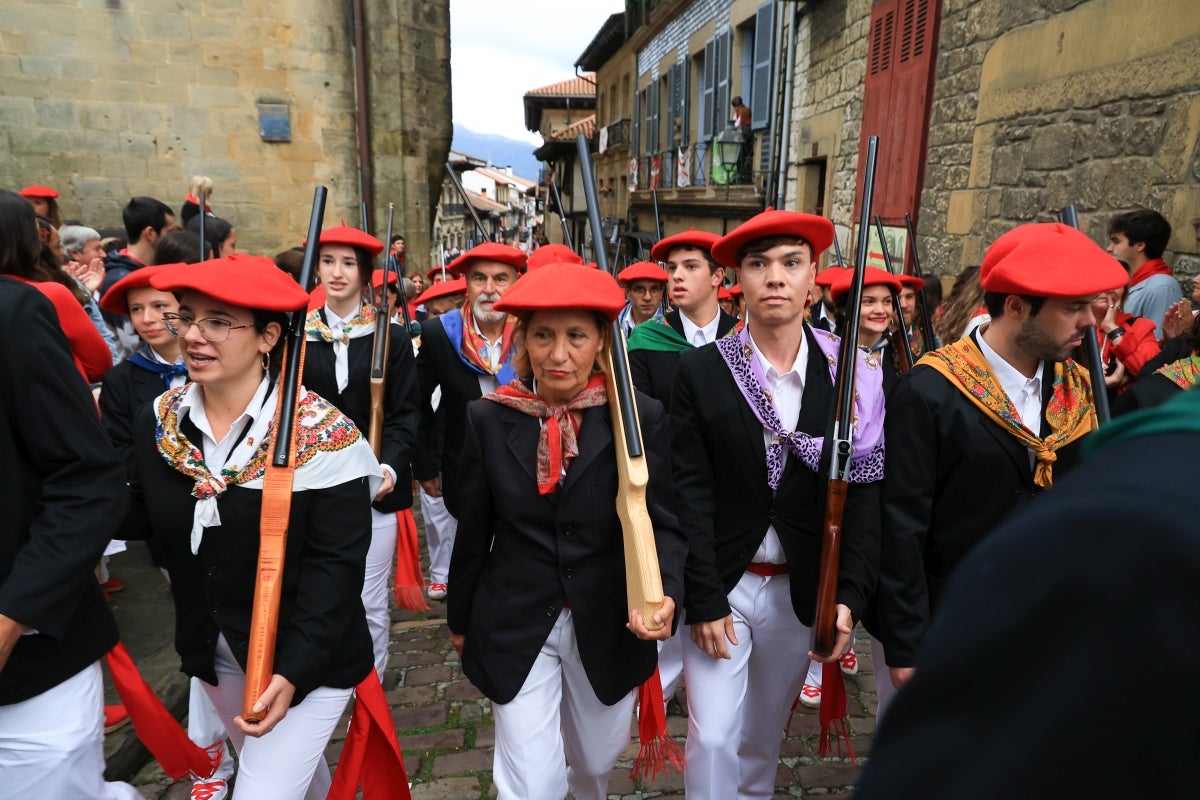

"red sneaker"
[104, 704, 130, 733]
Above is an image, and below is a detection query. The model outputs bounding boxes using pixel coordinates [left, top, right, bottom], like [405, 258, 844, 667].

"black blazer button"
[207, 566, 217, 576]
[768, 508, 777, 521]
[565, 568, 574, 579]
[545, 606, 556, 617]
[563, 525, 574, 536]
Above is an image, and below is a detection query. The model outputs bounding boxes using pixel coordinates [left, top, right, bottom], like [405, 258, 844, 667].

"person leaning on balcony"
[731, 96, 754, 183]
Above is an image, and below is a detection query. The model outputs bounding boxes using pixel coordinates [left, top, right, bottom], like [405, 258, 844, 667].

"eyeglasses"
[162, 312, 254, 343]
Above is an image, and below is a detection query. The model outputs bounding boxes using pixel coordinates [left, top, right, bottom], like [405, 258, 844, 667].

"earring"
[261, 352, 270, 372]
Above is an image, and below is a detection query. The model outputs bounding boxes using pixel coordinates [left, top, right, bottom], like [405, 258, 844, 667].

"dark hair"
[185, 215, 234, 255]
[250, 309, 291, 377]
[275, 247, 305, 281]
[390, 235, 404, 246]
[319, 244, 374, 290]
[1107, 209, 1172, 259]
[154, 231, 211, 265]
[735, 235, 812, 268]
[123, 196, 174, 243]
[664, 243, 723, 274]
[983, 291, 1047, 319]
[0, 191, 42, 276]
[731, 96, 744, 106]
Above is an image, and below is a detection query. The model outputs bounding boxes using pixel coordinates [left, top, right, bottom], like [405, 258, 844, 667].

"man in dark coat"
[0, 277, 139, 798]
[872, 222, 1129, 716]
[858, 389, 1200, 799]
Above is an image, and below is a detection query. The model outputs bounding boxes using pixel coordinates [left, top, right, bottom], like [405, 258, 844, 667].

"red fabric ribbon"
[326, 672, 412, 800]
[816, 660, 856, 761]
[631, 666, 685, 782]
[393, 507, 429, 611]
[104, 641, 216, 780]
[1129, 257, 1173, 287]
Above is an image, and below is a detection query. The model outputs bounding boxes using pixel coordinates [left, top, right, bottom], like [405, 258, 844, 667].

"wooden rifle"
[444, 163, 491, 244]
[1057, 204, 1111, 424]
[575, 133, 667, 631]
[874, 215, 914, 371]
[243, 186, 327, 721]
[813, 136, 879, 657]
[904, 212, 938, 351]
[368, 203, 396, 458]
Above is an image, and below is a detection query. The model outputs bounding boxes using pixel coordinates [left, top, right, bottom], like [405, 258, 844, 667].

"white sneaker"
[427, 582, 447, 600]
[190, 778, 228, 800]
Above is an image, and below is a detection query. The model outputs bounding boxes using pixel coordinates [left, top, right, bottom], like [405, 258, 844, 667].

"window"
[749, 1, 775, 132]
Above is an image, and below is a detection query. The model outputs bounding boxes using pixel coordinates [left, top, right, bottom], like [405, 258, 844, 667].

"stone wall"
[0, 0, 450, 260]
[924, 0, 1200, 278]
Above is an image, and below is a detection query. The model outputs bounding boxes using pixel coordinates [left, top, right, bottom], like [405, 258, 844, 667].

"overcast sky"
[450, 0, 624, 143]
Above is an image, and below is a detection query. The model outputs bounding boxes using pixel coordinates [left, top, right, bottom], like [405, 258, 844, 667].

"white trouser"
[188, 677, 235, 780]
[871, 636, 900, 724]
[202, 635, 353, 800]
[0, 661, 141, 799]
[683, 572, 812, 800]
[658, 629, 685, 701]
[365, 507, 399, 678]
[492, 609, 635, 800]
[419, 482, 457, 584]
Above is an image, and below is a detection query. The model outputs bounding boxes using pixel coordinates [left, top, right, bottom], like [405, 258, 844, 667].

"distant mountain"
[451, 124, 541, 183]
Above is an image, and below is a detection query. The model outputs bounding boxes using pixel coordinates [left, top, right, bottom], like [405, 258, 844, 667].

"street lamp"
[713, 126, 743, 186]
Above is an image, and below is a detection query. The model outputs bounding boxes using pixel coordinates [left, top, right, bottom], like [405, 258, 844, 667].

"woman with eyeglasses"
[124, 254, 382, 799]
[302, 223, 420, 679]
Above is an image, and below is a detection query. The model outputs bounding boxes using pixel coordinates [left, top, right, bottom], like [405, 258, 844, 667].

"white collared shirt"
[745, 327, 809, 564]
[680, 308, 721, 347]
[147, 346, 188, 389]
[976, 329, 1044, 465]
[473, 318, 503, 395]
[178, 376, 272, 471]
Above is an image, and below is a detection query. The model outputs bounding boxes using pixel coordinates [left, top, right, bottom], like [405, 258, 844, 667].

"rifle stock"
[243, 186, 327, 722]
[576, 133, 666, 630]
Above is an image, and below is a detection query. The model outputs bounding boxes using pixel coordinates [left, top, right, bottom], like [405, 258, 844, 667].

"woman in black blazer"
[302, 224, 420, 679]
[447, 263, 686, 800]
[127, 255, 382, 799]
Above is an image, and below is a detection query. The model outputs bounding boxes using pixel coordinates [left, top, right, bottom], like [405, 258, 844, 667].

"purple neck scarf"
[715, 324, 885, 489]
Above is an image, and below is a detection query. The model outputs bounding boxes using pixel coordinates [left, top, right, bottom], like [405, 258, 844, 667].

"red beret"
[650, 228, 721, 263]
[980, 223, 1129, 298]
[427, 265, 453, 282]
[493, 263, 626, 321]
[151, 254, 311, 312]
[307, 283, 326, 311]
[526, 244, 583, 272]
[814, 266, 850, 288]
[897, 274, 926, 290]
[415, 276, 467, 305]
[711, 209, 836, 270]
[99, 264, 185, 315]
[729, 284, 743, 298]
[371, 268, 398, 289]
[617, 261, 667, 284]
[718, 286, 733, 301]
[830, 266, 903, 301]
[447, 242, 527, 277]
[19, 184, 58, 199]
[318, 223, 384, 258]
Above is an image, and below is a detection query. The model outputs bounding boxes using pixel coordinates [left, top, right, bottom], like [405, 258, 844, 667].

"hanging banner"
[676, 147, 691, 188]
[629, 158, 639, 193]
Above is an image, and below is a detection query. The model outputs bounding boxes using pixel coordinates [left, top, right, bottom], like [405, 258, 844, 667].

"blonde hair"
[511, 309, 613, 378]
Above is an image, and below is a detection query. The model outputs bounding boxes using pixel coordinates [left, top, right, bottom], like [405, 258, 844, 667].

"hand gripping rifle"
[904, 212, 938, 351]
[576, 133, 667, 631]
[874, 215, 914, 371]
[813, 136, 879, 658]
[368, 203, 397, 458]
[1057, 204, 1111, 424]
[243, 186, 327, 722]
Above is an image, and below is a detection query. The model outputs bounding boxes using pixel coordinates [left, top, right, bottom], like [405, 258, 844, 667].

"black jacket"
[874, 342, 1088, 667]
[0, 279, 125, 705]
[100, 357, 179, 475]
[627, 309, 739, 412]
[448, 392, 686, 706]
[302, 316, 420, 512]
[412, 314, 490, 517]
[127, 402, 374, 703]
[669, 325, 881, 627]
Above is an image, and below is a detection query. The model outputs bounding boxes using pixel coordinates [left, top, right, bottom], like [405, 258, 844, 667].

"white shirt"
[976, 329, 1044, 465]
[680, 308, 721, 347]
[147, 346, 188, 389]
[746, 329, 809, 564]
[473, 318, 503, 395]
[179, 376, 272, 471]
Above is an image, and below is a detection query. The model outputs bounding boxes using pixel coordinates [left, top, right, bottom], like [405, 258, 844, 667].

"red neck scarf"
[460, 305, 516, 376]
[1130, 257, 1172, 287]
[485, 374, 608, 494]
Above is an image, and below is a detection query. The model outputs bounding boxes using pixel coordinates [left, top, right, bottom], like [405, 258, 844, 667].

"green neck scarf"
[627, 319, 692, 354]
[1085, 386, 1200, 457]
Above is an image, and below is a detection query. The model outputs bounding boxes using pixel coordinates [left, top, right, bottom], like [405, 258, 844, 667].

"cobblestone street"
[116, 526, 874, 799]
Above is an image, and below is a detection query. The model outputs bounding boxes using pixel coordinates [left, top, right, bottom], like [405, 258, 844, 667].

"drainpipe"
[351, 0, 375, 229]
[775, 2, 799, 209]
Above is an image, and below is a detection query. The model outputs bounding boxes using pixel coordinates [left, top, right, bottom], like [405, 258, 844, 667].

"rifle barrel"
[1057, 204, 1110, 424]
[444, 163, 489, 243]
[874, 215, 914, 371]
[904, 212, 937, 351]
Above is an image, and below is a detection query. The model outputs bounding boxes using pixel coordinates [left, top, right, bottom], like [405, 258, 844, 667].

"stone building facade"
[0, 0, 451, 266]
